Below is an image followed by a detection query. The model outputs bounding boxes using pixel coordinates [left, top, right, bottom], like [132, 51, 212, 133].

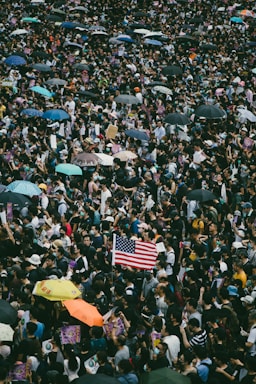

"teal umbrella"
[22, 17, 41, 23]
[30, 86, 53, 98]
[55, 163, 82, 176]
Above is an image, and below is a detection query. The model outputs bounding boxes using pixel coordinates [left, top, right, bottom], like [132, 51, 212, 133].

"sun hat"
[27, 254, 41, 266]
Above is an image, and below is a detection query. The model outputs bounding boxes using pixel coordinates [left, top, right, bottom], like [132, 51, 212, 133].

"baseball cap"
[234, 210, 241, 216]
[227, 285, 239, 296]
[39, 183, 47, 191]
[241, 295, 254, 304]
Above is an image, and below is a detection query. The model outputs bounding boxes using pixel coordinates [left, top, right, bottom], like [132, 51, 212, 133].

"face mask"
[153, 347, 160, 355]
[90, 230, 95, 236]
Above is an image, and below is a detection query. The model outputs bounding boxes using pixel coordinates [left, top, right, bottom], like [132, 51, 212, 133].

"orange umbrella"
[63, 299, 103, 327]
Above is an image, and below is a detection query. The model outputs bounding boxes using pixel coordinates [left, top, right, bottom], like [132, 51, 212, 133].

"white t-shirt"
[100, 188, 112, 216]
[247, 325, 256, 356]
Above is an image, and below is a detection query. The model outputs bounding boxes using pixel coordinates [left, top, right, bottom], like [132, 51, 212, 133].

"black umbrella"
[76, 375, 120, 384]
[0, 191, 32, 208]
[31, 51, 51, 59]
[165, 113, 191, 125]
[77, 90, 99, 99]
[129, 23, 150, 29]
[186, 189, 217, 202]
[146, 81, 167, 88]
[133, 11, 150, 17]
[115, 94, 141, 105]
[162, 65, 183, 76]
[195, 104, 226, 119]
[125, 129, 149, 141]
[141, 368, 190, 384]
[175, 35, 198, 44]
[189, 17, 204, 24]
[200, 43, 218, 51]
[0, 299, 17, 325]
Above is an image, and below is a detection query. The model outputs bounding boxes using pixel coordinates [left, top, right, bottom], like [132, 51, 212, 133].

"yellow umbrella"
[32, 280, 81, 301]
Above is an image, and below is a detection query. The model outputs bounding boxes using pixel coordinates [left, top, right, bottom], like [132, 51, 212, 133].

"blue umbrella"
[42, 109, 70, 121]
[5, 55, 27, 66]
[20, 108, 43, 117]
[7, 180, 42, 196]
[144, 38, 163, 46]
[61, 21, 76, 29]
[117, 36, 135, 43]
[230, 17, 243, 23]
[125, 129, 149, 141]
[30, 86, 53, 98]
[55, 163, 82, 176]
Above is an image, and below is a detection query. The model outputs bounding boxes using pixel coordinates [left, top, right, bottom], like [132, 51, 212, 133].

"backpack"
[196, 362, 219, 384]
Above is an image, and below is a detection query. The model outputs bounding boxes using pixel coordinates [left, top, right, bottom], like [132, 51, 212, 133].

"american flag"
[112, 234, 158, 270]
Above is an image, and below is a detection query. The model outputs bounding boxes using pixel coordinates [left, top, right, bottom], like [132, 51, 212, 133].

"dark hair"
[188, 318, 200, 328]
[118, 359, 133, 374]
[26, 321, 37, 335]
[64, 344, 78, 371]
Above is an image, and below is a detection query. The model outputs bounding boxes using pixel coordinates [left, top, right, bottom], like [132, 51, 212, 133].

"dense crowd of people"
[0, 0, 256, 383]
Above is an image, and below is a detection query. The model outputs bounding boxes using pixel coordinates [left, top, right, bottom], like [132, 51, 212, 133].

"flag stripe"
[112, 234, 158, 270]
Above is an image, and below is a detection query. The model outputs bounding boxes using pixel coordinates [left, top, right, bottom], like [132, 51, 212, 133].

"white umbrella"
[133, 28, 151, 34]
[95, 153, 114, 166]
[91, 31, 108, 36]
[237, 108, 256, 122]
[0, 323, 14, 341]
[10, 29, 29, 36]
[113, 151, 138, 161]
[153, 85, 173, 95]
[252, 68, 256, 74]
[142, 31, 164, 38]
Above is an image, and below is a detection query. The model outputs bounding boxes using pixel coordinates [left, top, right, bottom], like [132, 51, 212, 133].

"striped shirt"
[189, 329, 208, 348]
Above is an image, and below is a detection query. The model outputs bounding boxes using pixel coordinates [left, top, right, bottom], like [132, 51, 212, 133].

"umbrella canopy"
[143, 31, 164, 38]
[230, 16, 243, 23]
[55, 163, 83, 176]
[5, 55, 27, 66]
[153, 85, 172, 95]
[46, 14, 63, 22]
[10, 29, 29, 36]
[237, 108, 256, 122]
[113, 151, 138, 161]
[175, 35, 198, 43]
[42, 109, 70, 121]
[31, 51, 51, 59]
[0, 191, 32, 208]
[0, 323, 14, 341]
[144, 38, 163, 46]
[195, 104, 226, 119]
[0, 185, 7, 193]
[117, 36, 135, 43]
[78, 90, 98, 99]
[162, 65, 183, 76]
[20, 108, 43, 117]
[164, 113, 191, 125]
[200, 43, 218, 51]
[33, 280, 81, 301]
[186, 189, 217, 202]
[30, 86, 53, 98]
[125, 129, 149, 141]
[141, 368, 190, 384]
[73, 63, 90, 71]
[240, 9, 255, 17]
[70, 6, 88, 12]
[22, 17, 40, 23]
[91, 31, 108, 36]
[95, 153, 114, 166]
[63, 299, 103, 326]
[133, 28, 151, 34]
[45, 78, 67, 86]
[7, 180, 42, 196]
[88, 25, 106, 31]
[61, 21, 77, 29]
[0, 300, 17, 325]
[51, 8, 66, 15]
[146, 81, 167, 88]
[72, 152, 98, 167]
[76, 375, 120, 384]
[31, 63, 52, 72]
[114, 94, 140, 105]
